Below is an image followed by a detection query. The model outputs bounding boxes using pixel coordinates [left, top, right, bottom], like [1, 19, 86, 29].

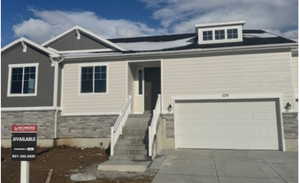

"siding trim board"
[1, 106, 58, 111]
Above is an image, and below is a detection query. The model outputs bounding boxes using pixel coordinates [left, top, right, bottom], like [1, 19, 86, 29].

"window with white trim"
[8, 64, 38, 96]
[227, 28, 238, 39]
[215, 29, 225, 40]
[81, 65, 107, 93]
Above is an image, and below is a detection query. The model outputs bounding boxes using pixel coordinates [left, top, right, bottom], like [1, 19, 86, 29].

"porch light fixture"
[167, 104, 172, 112]
[284, 102, 291, 111]
[75, 28, 81, 40]
[21, 41, 27, 53]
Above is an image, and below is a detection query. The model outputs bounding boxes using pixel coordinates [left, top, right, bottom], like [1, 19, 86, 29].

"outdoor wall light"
[284, 102, 291, 111]
[167, 104, 172, 112]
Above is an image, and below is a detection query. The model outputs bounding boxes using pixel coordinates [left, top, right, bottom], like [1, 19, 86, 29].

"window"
[215, 30, 225, 40]
[81, 65, 107, 93]
[227, 28, 238, 39]
[8, 64, 38, 96]
[203, 31, 213, 41]
[138, 69, 143, 95]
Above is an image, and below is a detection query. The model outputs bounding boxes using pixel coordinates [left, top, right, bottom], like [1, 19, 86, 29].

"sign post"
[11, 124, 37, 183]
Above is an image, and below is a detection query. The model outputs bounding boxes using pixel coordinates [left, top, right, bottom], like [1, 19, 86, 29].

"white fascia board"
[1, 37, 60, 57]
[42, 25, 126, 51]
[1, 106, 60, 111]
[172, 93, 283, 102]
[195, 21, 246, 28]
[56, 48, 113, 54]
[62, 42, 298, 60]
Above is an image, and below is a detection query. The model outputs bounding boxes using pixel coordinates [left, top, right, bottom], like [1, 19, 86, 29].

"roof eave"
[62, 42, 298, 60]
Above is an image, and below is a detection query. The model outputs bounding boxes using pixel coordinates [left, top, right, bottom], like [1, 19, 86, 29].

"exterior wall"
[162, 51, 296, 113]
[57, 113, 118, 138]
[46, 30, 111, 51]
[61, 61, 128, 114]
[1, 110, 55, 139]
[1, 43, 54, 107]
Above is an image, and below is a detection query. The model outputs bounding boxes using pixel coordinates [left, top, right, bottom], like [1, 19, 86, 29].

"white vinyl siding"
[162, 51, 295, 113]
[62, 61, 127, 114]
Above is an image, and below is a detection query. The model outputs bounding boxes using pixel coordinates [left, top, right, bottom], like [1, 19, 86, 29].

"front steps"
[97, 113, 151, 172]
[110, 113, 151, 161]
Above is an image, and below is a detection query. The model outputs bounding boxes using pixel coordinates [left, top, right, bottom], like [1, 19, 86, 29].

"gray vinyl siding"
[46, 30, 112, 51]
[1, 43, 54, 107]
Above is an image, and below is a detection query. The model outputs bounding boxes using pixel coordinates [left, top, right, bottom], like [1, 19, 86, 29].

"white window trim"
[7, 63, 39, 97]
[78, 63, 109, 95]
[198, 25, 243, 44]
[137, 67, 144, 96]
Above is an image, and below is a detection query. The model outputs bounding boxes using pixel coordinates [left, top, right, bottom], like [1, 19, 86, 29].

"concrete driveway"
[152, 149, 298, 183]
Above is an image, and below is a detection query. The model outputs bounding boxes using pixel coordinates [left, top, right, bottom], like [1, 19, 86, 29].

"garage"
[174, 98, 283, 150]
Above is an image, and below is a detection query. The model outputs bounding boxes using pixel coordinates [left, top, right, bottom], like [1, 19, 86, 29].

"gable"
[45, 30, 114, 51]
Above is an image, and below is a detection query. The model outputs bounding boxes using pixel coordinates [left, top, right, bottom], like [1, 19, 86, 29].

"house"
[1, 21, 298, 160]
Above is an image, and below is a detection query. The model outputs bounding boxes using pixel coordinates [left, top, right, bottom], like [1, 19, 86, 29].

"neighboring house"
[1, 21, 298, 159]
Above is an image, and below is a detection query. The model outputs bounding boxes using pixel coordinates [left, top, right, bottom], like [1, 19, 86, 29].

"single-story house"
[1, 21, 298, 160]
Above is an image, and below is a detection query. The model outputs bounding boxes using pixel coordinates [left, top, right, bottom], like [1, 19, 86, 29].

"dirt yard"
[1, 147, 154, 183]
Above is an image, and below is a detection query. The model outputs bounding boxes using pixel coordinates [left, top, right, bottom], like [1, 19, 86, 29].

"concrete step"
[115, 144, 147, 151]
[110, 154, 149, 161]
[115, 149, 147, 156]
[123, 128, 147, 136]
[128, 114, 152, 118]
[97, 160, 150, 172]
[119, 136, 147, 144]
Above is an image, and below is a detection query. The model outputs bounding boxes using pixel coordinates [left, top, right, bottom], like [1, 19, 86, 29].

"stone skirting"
[1, 110, 56, 139]
[1, 111, 118, 140]
[282, 112, 298, 139]
[57, 113, 118, 138]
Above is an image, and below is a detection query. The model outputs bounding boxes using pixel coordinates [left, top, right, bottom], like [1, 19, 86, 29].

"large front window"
[8, 64, 38, 96]
[81, 65, 107, 93]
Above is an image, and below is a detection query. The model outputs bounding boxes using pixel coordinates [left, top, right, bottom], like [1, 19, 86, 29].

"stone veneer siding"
[57, 113, 118, 138]
[1, 110, 55, 139]
[282, 112, 298, 139]
[161, 112, 298, 141]
[161, 114, 174, 138]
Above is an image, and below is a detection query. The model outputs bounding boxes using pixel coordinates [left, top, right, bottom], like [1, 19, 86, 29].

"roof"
[42, 25, 126, 51]
[107, 29, 296, 52]
[1, 37, 60, 57]
[195, 21, 245, 28]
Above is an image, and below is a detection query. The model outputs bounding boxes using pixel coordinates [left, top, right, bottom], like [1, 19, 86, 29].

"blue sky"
[2, 0, 298, 46]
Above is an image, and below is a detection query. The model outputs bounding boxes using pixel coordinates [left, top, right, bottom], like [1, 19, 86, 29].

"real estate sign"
[11, 124, 37, 161]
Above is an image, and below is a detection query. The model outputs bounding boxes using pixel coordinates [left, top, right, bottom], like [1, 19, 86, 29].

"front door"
[144, 67, 161, 111]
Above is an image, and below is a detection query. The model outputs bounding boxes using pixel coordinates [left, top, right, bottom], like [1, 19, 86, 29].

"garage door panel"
[175, 99, 280, 150]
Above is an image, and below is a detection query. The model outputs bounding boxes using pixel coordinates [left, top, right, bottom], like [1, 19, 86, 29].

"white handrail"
[148, 94, 161, 157]
[110, 96, 132, 156]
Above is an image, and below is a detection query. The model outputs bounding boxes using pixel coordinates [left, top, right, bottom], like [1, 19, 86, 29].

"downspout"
[50, 56, 64, 142]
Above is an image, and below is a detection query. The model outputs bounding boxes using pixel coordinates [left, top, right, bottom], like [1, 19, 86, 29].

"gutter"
[50, 56, 64, 140]
[62, 43, 298, 60]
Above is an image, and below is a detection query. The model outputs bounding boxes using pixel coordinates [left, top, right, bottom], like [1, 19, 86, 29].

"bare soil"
[1, 147, 154, 183]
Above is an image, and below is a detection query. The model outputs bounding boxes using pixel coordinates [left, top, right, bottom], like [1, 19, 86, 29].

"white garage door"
[175, 99, 282, 150]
